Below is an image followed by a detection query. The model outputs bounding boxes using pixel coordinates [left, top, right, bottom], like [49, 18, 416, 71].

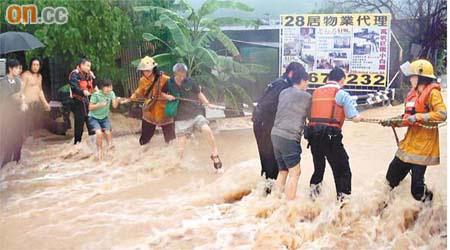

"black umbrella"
[0, 31, 45, 54]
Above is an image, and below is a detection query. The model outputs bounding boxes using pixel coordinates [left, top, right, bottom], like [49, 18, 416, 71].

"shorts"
[88, 116, 111, 132]
[175, 115, 209, 136]
[271, 134, 302, 171]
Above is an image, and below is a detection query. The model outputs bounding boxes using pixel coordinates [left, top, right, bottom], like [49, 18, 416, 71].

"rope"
[206, 105, 248, 113]
[357, 118, 447, 129]
[130, 97, 248, 113]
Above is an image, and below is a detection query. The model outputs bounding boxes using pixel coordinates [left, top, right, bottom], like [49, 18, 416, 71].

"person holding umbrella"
[0, 31, 45, 77]
[0, 59, 27, 167]
[0, 32, 45, 55]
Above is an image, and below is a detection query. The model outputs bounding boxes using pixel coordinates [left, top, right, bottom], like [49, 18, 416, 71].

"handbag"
[164, 93, 180, 117]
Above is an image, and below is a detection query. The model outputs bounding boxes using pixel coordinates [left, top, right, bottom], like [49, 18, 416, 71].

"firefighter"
[130, 56, 175, 146]
[381, 59, 447, 202]
[305, 67, 362, 201]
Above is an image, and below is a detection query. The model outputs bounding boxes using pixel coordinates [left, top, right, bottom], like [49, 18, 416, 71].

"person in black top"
[252, 62, 305, 187]
[162, 63, 223, 173]
[69, 58, 96, 144]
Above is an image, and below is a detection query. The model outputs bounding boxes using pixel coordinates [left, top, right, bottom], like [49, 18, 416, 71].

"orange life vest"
[69, 66, 93, 100]
[402, 83, 441, 126]
[309, 85, 346, 129]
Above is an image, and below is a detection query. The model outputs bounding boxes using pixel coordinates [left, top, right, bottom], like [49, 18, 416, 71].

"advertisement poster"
[280, 14, 391, 87]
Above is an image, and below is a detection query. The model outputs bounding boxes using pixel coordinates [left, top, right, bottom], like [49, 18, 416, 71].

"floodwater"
[0, 100, 447, 250]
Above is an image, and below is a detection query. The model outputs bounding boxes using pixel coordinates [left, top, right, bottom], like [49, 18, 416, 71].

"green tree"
[114, 0, 176, 55]
[1, 0, 132, 81]
[328, 0, 447, 67]
[133, 0, 267, 108]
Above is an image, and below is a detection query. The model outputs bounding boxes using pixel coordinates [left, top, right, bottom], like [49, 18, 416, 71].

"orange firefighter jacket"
[396, 84, 447, 165]
[131, 74, 173, 126]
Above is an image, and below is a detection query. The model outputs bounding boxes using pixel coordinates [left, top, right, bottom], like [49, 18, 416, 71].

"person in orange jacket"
[381, 59, 447, 202]
[305, 67, 363, 202]
[130, 56, 175, 146]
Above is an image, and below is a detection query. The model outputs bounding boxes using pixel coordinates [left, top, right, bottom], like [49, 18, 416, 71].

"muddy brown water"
[0, 101, 447, 250]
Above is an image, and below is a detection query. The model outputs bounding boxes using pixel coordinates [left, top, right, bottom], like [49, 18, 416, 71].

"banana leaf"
[58, 84, 71, 93]
[231, 84, 253, 106]
[198, 0, 253, 18]
[195, 32, 215, 48]
[143, 33, 172, 49]
[173, 0, 193, 16]
[131, 58, 140, 67]
[134, 6, 189, 27]
[209, 28, 240, 57]
[159, 14, 192, 54]
[246, 64, 270, 74]
[153, 53, 178, 68]
[224, 87, 239, 110]
[194, 47, 218, 66]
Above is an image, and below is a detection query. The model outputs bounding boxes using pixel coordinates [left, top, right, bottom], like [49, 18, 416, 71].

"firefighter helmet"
[137, 56, 157, 71]
[400, 59, 436, 79]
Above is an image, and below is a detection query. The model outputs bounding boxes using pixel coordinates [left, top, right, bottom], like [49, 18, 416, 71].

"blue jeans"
[88, 116, 111, 131]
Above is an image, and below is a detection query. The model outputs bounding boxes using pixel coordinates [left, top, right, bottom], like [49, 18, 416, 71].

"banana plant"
[212, 56, 268, 108]
[133, 0, 266, 109]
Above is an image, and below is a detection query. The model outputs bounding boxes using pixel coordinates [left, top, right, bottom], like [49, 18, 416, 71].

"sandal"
[210, 154, 223, 170]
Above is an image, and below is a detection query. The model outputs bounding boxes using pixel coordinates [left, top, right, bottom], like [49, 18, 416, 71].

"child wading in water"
[88, 79, 129, 160]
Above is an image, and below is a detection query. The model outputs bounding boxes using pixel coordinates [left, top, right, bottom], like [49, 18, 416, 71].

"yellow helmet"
[400, 59, 436, 79]
[137, 56, 157, 71]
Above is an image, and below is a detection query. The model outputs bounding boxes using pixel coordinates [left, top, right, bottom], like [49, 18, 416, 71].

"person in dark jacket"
[69, 58, 96, 144]
[252, 62, 306, 189]
[162, 63, 223, 173]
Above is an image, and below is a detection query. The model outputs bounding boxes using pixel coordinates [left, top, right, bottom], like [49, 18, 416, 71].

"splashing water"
[0, 103, 446, 250]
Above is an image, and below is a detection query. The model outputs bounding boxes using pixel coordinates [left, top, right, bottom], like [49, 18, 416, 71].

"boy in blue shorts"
[88, 79, 129, 160]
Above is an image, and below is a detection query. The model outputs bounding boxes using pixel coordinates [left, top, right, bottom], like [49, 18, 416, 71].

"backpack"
[252, 77, 291, 126]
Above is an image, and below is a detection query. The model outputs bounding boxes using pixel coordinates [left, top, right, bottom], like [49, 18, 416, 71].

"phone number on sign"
[308, 73, 386, 87]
